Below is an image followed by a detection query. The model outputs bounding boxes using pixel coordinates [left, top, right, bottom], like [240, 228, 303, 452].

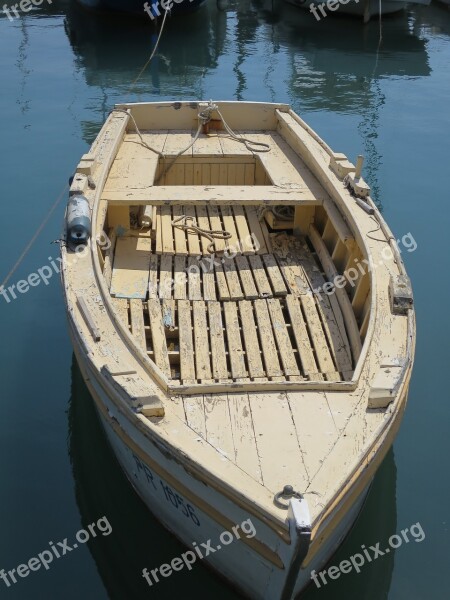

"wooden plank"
[172, 205, 188, 256]
[223, 258, 244, 301]
[104, 187, 320, 205]
[233, 206, 254, 254]
[207, 205, 226, 253]
[204, 394, 235, 459]
[300, 294, 340, 380]
[193, 301, 212, 382]
[173, 256, 187, 300]
[196, 205, 212, 255]
[130, 299, 146, 351]
[249, 392, 309, 492]
[214, 262, 230, 301]
[112, 298, 129, 329]
[147, 299, 171, 377]
[267, 299, 300, 377]
[253, 300, 283, 378]
[187, 257, 202, 300]
[285, 295, 322, 379]
[275, 252, 309, 296]
[208, 302, 229, 381]
[148, 254, 159, 299]
[288, 391, 339, 480]
[262, 254, 288, 296]
[178, 300, 196, 383]
[193, 133, 223, 157]
[185, 206, 201, 256]
[160, 205, 174, 254]
[239, 301, 265, 379]
[244, 163, 255, 185]
[162, 299, 176, 332]
[220, 206, 240, 253]
[223, 302, 247, 380]
[110, 235, 152, 299]
[244, 207, 268, 254]
[248, 255, 272, 298]
[158, 255, 173, 300]
[155, 207, 163, 254]
[218, 134, 254, 156]
[228, 393, 263, 483]
[235, 256, 259, 300]
[227, 164, 236, 185]
[202, 264, 217, 301]
[184, 395, 206, 438]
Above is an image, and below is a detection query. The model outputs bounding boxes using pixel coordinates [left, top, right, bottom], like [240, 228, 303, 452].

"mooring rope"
[171, 214, 232, 254]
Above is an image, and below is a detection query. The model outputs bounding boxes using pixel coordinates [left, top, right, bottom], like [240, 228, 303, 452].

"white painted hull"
[74, 333, 371, 599]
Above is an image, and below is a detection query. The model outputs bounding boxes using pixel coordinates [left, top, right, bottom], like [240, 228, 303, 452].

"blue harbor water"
[0, 1, 449, 598]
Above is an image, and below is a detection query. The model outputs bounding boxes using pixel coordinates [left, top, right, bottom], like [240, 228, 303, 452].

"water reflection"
[68, 356, 397, 599]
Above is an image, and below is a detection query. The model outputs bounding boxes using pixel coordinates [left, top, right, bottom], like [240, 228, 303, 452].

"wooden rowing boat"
[61, 101, 415, 599]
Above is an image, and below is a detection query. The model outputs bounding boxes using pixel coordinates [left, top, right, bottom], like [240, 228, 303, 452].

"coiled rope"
[171, 214, 231, 254]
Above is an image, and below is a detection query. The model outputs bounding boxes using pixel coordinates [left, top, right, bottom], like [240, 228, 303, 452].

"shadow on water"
[68, 355, 398, 599]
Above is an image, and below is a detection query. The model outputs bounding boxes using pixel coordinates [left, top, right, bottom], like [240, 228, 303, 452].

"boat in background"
[61, 100, 415, 599]
[76, 0, 208, 19]
[284, 0, 431, 23]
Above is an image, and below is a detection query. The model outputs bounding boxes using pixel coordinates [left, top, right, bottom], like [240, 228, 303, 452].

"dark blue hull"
[76, 0, 208, 18]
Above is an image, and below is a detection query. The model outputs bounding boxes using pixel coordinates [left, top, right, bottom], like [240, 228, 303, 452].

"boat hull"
[70, 323, 400, 599]
[76, 0, 208, 18]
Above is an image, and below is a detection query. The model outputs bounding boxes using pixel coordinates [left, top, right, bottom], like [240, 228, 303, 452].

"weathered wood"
[130, 299, 146, 351]
[193, 301, 212, 382]
[158, 255, 173, 300]
[178, 300, 196, 383]
[254, 300, 283, 378]
[214, 262, 231, 301]
[250, 392, 309, 492]
[228, 393, 263, 483]
[220, 206, 240, 253]
[160, 205, 174, 254]
[147, 299, 171, 377]
[223, 258, 244, 301]
[300, 294, 339, 380]
[239, 301, 266, 379]
[187, 257, 202, 301]
[185, 206, 201, 256]
[208, 302, 229, 381]
[204, 394, 235, 459]
[233, 206, 254, 254]
[104, 186, 320, 205]
[223, 302, 247, 380]
[111, 297, 129, 329]
[285, 295, 322, 380]
[244, 206, 268, 254]
[248, 255, 272, 298]
[267, 298, 300, 377]
[235, 256, 259, 300]
[184, 395, 206, 437]
[207, 205, 226, 253]
[173, 255, 187, 300]
[110, 235, 152, 299]
[148, 254, 159, 299]
[262, 254, 288, 296]
[172, 205, 188, 255]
